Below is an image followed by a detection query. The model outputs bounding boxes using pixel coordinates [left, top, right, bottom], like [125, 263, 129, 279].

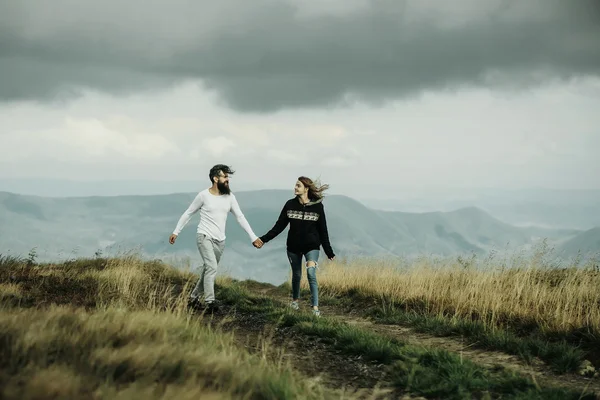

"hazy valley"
[1, 188, 597, 285]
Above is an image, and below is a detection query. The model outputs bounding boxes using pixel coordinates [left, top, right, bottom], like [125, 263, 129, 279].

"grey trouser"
[190, 233, 225, 303]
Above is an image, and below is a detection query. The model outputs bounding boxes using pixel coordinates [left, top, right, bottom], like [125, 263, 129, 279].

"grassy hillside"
[317, 255, 600, 368]
[1, 251, 599, 399]
[0, 255, 336, 399]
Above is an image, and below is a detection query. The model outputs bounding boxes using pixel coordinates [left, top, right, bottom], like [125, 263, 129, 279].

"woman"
[258, 176, 335, 317]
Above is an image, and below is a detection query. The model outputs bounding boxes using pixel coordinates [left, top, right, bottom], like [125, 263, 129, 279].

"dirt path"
[243, 282, 600, 399]
[197, 300, 401, 399]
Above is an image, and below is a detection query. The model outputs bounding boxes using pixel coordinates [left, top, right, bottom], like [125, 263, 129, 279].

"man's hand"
[253, 238, 264, 249]
[329, 256, 335, 261]
[169, 234, 178, 245]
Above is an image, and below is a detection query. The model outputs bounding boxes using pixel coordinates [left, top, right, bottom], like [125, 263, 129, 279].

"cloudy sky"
[1, 0, 599, 199]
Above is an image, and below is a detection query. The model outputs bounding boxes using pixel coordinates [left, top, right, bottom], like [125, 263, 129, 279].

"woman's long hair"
[298, 176, 329, 201]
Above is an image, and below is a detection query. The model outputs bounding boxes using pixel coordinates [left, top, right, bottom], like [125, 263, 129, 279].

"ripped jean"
[287, 249, 320, 307]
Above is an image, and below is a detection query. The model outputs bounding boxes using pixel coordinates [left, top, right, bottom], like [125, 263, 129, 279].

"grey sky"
[2, 0, 599, 111]
[1, 0, 599, 198]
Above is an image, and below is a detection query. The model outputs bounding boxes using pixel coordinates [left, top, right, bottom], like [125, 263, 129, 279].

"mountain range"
[0, 189, 596, 284]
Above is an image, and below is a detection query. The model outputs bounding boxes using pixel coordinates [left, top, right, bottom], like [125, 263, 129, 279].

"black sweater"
[259, 197, 335, 259]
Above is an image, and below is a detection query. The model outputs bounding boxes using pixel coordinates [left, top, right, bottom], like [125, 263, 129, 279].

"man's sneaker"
[187, 297, 202, 310]
[312, 309, 321, 317]
[289, 301, 299, 310]
[205, 301, 220, 313]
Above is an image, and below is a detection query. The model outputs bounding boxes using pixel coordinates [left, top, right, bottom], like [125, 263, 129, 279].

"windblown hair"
[209, 164, 235, 183]
[298, 176, 329, 201]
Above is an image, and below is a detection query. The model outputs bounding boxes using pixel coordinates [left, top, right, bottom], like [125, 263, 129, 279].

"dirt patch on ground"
[193, 300, 399, 399]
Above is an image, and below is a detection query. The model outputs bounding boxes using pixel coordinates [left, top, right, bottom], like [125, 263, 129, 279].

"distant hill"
[0, 190, 586, 284]
[362, 188, 600, 230]
[557, 227, 600, 258]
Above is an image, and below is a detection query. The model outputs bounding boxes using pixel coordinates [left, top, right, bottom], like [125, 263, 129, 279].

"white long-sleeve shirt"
[172, 189, 258, 242]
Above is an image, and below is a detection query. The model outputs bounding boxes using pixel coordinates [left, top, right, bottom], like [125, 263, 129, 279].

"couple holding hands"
[169, 164, 335, 317]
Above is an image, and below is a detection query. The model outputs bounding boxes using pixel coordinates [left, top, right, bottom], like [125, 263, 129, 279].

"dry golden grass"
[0, 305, 329, 399]
[0, 255, 335, 400]
[81, 256, 195, 312]
[0, 282, 22, 300]
[315, 255, 600, 335]
[3, 250, 599, 398]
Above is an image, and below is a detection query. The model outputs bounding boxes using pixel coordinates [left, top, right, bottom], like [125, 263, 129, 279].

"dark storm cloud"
[1, 0, 599, 111]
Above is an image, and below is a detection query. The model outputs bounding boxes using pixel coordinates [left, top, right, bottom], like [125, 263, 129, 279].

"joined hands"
[253, 238, 264, 249]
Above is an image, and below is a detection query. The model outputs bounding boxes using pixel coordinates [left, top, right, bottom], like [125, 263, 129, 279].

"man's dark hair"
[209, 164, 235, 183]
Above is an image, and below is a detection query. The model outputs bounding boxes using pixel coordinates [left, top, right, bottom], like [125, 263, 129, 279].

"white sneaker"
[290, 301, 299, 310]
[312, 309, 321, 317]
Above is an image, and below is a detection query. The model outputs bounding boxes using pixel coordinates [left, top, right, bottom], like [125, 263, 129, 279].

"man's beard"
[217, 181, 231, 195]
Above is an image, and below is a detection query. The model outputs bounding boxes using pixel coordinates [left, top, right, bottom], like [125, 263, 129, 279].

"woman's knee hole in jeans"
[306, 261, 318, 282]
[305, 261, 319, 308]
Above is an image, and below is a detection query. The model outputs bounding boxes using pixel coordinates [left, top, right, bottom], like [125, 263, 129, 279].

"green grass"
[311, 286, 595, 376]
[217, 281, 597, 400]
[370, 307, 585, 374]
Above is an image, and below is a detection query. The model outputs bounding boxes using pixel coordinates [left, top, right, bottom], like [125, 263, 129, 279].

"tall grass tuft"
[316, 254, 600, 337]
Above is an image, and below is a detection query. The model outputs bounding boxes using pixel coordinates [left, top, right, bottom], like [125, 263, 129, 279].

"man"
[169, 164, 263, 310]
